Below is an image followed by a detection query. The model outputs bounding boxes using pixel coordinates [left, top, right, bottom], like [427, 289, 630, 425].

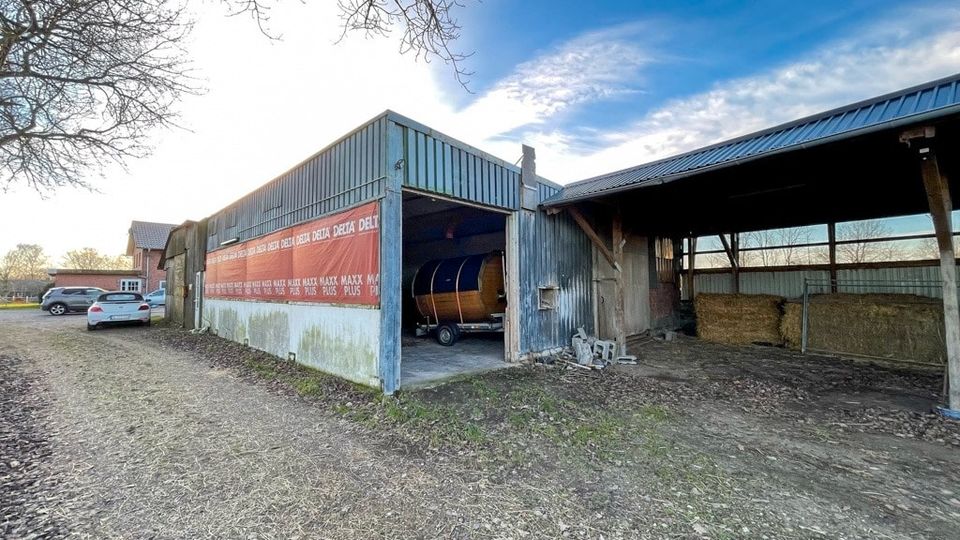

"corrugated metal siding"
[393, 121, 520, 210]
[206, 116, 388, 251]
[549, 74, 960, 204]
[837, 266, 946, 297]
[519, 182, 594, 354]
[691, 265, 946, 298]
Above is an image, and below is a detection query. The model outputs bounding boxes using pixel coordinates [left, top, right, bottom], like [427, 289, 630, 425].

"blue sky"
[2, 0, 959, 257]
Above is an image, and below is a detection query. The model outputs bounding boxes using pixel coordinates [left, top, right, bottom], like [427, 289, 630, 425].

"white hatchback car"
[87, 291, 152, 331]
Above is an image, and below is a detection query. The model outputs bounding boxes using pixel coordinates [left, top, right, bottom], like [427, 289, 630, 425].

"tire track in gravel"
[0, 316, 561, 539]
[0, 353, 70, 538]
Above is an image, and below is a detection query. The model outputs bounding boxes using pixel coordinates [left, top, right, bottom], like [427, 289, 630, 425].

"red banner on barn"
[204, 202, 380, 306]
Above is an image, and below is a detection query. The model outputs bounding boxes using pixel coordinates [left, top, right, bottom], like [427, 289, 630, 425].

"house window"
[159, 280, 166, 290]
[119, 279, 142, 292]
[538, 285, 559, 310]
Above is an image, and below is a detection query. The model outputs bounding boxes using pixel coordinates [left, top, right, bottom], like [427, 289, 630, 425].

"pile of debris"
[550, 328, 638, 371]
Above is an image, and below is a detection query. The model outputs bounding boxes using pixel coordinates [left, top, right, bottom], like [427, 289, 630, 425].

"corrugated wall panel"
[837, 266, 945, 297]
[206, 117, 388, 251]
[394, 122, 520, 210]
[692, 265, 946, 299]
[519, 182, 594, 354]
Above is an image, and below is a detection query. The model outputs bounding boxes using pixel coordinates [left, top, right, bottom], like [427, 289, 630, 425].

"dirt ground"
[2, 309, 959, 539]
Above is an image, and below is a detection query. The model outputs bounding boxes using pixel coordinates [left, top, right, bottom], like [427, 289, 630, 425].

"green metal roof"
[546, 73, 960, 206]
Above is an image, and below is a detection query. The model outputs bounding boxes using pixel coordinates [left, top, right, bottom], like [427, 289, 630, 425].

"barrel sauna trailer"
[411, 251, 507, 345]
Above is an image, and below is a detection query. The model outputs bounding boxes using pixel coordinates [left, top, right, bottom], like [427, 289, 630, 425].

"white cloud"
[451, 24, 651, 142]
[523, 11, 960, 183]
[3, 4, 960, 261]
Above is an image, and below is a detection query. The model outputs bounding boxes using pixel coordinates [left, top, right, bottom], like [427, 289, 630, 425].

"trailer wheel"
[436, 323, 460, 346]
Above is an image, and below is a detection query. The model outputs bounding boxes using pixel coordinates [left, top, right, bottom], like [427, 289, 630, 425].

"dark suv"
[41, 287, 107, 315]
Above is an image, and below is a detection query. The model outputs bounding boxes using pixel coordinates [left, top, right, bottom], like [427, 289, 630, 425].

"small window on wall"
[538, 285, 559, 310]
[119, 279, 142, 292]
[159, 280, 166, 290]
[655, 238, 675, 283]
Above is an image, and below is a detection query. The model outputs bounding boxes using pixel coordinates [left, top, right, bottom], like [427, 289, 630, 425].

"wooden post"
[920, 150, 960, 410]
[687, 237, 697, 300]
[828, 222, 838, 293]
[568, 206, 617, 269]
[612, 210, 626, 357]
[718, 233, 740, 294]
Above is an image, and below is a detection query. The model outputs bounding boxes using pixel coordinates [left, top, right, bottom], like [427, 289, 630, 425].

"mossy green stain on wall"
[214, 307, 246, 343]
[297, 325, 378, 385]
[248, 310, 290, 358]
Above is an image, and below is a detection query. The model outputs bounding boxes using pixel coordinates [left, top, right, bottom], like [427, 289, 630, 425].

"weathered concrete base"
[204, 299, 381, 388]
[401, 333, 508, 390]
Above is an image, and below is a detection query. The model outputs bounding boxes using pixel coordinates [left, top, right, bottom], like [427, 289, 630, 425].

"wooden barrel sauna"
[412, 252, 506, 323]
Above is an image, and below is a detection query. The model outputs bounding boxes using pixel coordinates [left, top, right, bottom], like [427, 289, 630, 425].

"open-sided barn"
[167, 74, 960, 412]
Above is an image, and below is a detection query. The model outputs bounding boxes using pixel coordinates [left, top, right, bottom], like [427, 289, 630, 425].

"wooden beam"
[920, 149, 960, 410]
[612, 210, 626, 357]
[568, 206, 618, 269]
[718, 233, 740, 293]
[828, 222, 838, 293]
[688, 237, 697, 300]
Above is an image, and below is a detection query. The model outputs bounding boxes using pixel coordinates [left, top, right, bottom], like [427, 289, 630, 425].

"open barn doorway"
[400, 190, 510, 389]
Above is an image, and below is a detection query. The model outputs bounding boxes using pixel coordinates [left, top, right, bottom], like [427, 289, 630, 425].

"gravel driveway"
[4, 309, 960, 539]
[0, 311, 533, 539]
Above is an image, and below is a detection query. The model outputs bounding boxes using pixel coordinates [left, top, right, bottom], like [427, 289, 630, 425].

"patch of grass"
[0, 303, 39, 310]
[470, 379, 500, 400]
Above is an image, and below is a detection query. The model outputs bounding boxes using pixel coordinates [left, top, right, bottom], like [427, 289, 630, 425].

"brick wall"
[140, 249, 167, 292]
[649, 281, 679, 329]
[131, 249, 167, 292]
[53, 273, 141, 291]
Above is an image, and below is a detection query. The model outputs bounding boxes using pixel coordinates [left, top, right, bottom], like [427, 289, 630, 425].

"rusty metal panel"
[204, 299, 381, 388]
[518, 181, 594, 354]
[206, 115, 389, 251]
[391, 115, 520, 210]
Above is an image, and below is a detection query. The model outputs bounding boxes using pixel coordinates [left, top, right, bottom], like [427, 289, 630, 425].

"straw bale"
[781, 294, 945, 365]
[695, 293, 784, 345]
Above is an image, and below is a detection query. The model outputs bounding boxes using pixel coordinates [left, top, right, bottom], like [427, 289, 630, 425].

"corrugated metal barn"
[543, 72, 960, 413]
[194, 111, 596, 393]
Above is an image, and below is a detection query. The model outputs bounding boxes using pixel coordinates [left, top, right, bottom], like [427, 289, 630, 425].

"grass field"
[0, 303, 39, 310]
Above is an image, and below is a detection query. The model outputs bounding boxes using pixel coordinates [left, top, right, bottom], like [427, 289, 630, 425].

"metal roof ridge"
[551, 71, 960, 201]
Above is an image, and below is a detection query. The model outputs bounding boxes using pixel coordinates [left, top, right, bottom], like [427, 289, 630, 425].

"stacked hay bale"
[781, 294, 945, 365]
[695, 293, 784, 346]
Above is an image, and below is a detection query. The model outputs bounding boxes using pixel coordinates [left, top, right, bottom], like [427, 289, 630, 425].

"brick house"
[47, 269, 142, 291]
[127, 221, 177, 293]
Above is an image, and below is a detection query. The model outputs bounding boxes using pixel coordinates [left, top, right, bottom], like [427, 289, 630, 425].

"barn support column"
[612, 209, 626, 357]
[719, 233, 741, 293]
[827, 222, 838, 293]
[567, 206, 626, 355]
[687, 237, 697, 300]
[904, 127, 960, 412]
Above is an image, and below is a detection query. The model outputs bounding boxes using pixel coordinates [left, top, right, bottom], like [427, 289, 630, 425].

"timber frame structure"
[543, 73, 960, 413]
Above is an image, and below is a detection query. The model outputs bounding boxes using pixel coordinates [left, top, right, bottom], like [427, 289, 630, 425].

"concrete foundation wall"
[204, 299, 381, 388]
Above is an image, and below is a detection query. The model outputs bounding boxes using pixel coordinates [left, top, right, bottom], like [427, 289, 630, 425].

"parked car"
[144, 289, 166, 307]
[41, 287, 107, 315]
[87, 292, 151, 330]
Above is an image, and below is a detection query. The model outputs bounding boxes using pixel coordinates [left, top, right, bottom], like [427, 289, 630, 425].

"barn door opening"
[399, 190, 511, 389]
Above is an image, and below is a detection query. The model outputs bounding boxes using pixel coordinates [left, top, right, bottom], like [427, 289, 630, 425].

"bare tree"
[1, 0, 197, 194]
[62, 247, 131, 270]
[836, 219, 905, 263]
[740, 227, 819, 267]
[2, 0, 471, 195]
[0, 243, 49, 280]
[337, 0, 472, 88]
